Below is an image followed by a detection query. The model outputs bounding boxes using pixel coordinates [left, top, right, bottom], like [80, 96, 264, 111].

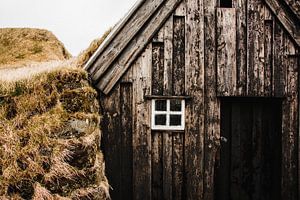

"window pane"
[170, 115, 182, 126]
[170, 100, 182, 111]
[155, 100, 167, 111]
[155, 115, 167, 125]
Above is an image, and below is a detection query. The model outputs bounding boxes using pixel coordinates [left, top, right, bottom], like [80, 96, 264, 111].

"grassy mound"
[0, 28, 72, 67]
[0, 68, 109, 200]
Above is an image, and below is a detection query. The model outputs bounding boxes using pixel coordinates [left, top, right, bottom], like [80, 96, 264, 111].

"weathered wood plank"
[97, 0, 183, 94]
[152, 132, 163, 200]
[204, 0, 220, 199]
[264, 11, 273, 96]
[172, 133, 184, 200]
[216, 8, 237, 96]
[185, 0, 205, 199]
[132, 44, 152, 200]
[100, 85, 121, 199]
[120, 83, 133, 199]
[163, 133, 173, 199]
[281, 37, 298, 200]
[164, 16, 174, 96]
[152, 42, 165, 95]
[173, 16, 185, 96]
[265, 0, 300, 46]
[234, 0, 247, 95]
[89, 0, 165, 77]
[230, 103, 241, 200]
[247, 0, 265, 96]
[273, 23, 286, 97]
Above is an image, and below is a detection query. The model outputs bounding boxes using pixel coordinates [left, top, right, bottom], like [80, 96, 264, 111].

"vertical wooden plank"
[152, 42, 165, 95]
[273, 23, 286, 97]
[163, 133, 173, 200]
[281, 37, 298, 200]
[120, 83, 133, 199]
[132, 44, 152, 200]
[164, 16, 174, 96]
[173, 16, 186, 96]
[230, 103, 241, 200]
[247, 0, 265, 96]
[172, 133, 184, 200]
[252, 103, 263, 200]
[152, 133, 163, 200]
[239, 101, 253, 200]
[264, 15, 273, 96]
[100, 86, 121, 200]
[204, 0, 220, 199]
[234, 0, 247, 95]
[216, 8, 237, 96]
[185, 0, 205, 199]
[214, 101, 231, 200]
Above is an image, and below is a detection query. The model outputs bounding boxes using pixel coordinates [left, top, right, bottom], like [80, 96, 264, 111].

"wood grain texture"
[172, 133, 184, 200]
[132, 44, 152, 200]
[247, 0, 265, 96]
[164, 16, 174, 96]
[281, 37, 298, 200]
[204, 0, 220, 199]
[234, 0, 247, 95]
[184, 0, 205, 199]
[100, 85, 121, 199]
[173, 16, 185, 96]
[265, 0, 300, 46]
[152, 42, 165, 95]
[89, 0, 165, 77]
[96, 0, 183, 94]
[217, 8, 237, 96]
[151, 132, 163, 199]
[120, 83, 133, 199]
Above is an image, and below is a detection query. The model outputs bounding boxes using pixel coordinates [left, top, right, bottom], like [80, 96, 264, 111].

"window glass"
[170, 99, 182, 111]
[170, 115, 182, 126]
[152, 99, 185, 130]
[155, 115, 167, 125]
[155, 100, 167, 111]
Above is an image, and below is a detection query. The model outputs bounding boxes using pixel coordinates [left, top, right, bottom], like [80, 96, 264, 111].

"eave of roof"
[84, 0, 146, 71]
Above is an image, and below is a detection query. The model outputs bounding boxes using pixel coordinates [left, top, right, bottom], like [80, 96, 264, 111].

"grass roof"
[0, 28, 72, 68]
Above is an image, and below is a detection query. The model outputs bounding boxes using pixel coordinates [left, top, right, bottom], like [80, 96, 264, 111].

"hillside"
[0, 28, 71, 68]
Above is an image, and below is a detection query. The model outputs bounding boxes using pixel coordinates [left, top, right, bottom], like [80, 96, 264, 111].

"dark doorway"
[215, 98, 282, 200]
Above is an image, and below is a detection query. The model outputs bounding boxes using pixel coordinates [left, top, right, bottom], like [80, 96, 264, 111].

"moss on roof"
[0, 28, 72, 68]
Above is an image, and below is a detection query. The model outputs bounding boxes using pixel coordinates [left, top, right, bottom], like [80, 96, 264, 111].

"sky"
[0, 0, 137, 56]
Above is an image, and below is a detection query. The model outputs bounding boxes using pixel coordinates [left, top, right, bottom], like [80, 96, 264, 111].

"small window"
[220, 0, 232, 8]
[151, 99, 185, 130]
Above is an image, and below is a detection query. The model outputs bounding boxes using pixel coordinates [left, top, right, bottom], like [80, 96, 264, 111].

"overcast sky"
[0, 0, 137, 56]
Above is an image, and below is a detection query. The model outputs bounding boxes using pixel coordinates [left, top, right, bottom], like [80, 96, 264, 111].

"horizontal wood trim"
[145, 95, 192, 100]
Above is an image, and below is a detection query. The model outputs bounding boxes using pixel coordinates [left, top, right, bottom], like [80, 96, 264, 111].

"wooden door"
[215, 98, 282, 200]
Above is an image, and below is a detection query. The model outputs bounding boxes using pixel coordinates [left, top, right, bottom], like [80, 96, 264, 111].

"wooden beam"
[265, 0, 300, 46]
[88, 0, 165, 76]
[96, 0, 183, 94]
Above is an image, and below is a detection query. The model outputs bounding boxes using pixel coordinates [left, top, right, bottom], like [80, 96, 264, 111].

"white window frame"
[151, 99, 185, 131]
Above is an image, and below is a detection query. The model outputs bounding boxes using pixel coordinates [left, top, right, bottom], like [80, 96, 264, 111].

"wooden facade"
[85, 0, 300, 199]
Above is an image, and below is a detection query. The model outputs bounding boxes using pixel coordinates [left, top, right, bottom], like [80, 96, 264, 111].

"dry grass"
[0, 28, 72, 68]
[0, 68, 109, 200]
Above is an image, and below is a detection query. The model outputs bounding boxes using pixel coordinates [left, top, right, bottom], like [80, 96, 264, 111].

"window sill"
[145, 95, 192, 100]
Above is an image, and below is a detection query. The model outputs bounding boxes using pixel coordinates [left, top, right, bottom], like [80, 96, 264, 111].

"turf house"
[85, 0, 300, 199]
